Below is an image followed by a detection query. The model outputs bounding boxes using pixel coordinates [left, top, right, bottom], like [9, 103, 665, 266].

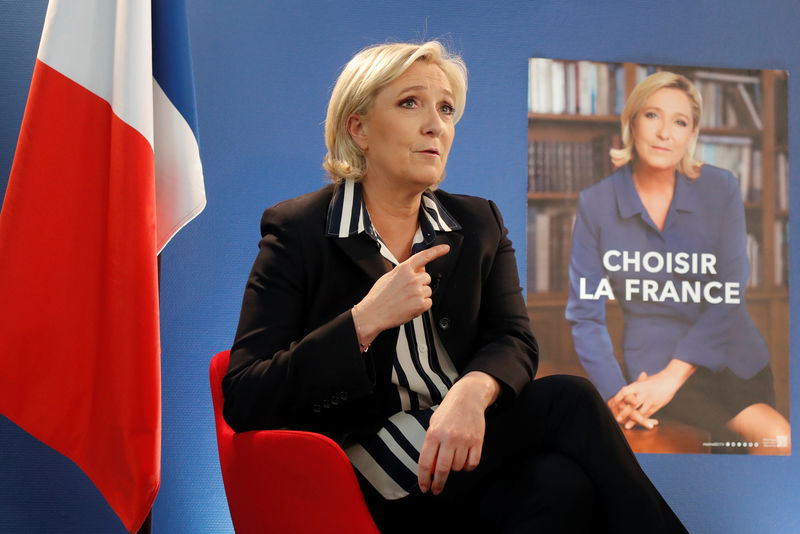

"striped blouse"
[325, 179, 462, 499]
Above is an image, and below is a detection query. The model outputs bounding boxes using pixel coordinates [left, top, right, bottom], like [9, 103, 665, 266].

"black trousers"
[359, 375, 688, 534]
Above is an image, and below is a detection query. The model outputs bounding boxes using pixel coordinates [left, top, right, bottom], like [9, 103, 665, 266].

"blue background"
[1, 1, 799, 532]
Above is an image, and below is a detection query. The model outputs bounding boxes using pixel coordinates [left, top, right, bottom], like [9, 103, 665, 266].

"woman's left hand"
[613, 359, 695, 424]
[417, 371, 501, 495]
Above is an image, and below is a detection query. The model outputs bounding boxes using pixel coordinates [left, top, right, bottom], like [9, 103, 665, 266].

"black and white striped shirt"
[325, 179, 462, 499]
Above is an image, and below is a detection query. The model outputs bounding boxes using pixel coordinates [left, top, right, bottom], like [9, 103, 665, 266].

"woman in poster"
[224, 42, 688, 532]
[566, 71, 790, 453]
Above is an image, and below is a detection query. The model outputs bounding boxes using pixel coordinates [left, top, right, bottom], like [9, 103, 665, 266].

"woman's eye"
[644, 111, 657, 119]
[676, 119, 688, 127]
[399, 98, 416, 108]
[440, 103, 455, 115]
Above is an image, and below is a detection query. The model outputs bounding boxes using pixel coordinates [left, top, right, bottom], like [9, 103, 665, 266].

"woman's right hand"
[608, 388, 659, 430]
[612, 360, 694, 427]
[353, 244, 450, 347]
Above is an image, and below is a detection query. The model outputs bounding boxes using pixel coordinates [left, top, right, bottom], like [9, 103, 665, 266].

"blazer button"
[323, 400, 331, 409]
[331, 395, 340, 406]
[339, 391, 348, 401]
[438, 317, 451, 331]
[312, 403, 321, 413]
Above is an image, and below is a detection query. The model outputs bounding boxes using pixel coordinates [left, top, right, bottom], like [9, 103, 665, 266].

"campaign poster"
[526, 59, 790, 455]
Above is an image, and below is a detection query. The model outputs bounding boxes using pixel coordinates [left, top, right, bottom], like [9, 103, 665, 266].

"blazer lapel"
[331, 233, 388, 282]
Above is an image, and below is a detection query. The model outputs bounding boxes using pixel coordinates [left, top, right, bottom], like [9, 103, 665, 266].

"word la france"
[579, 250, 741, 304]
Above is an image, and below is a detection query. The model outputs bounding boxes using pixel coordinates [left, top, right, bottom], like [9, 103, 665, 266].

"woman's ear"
[347, 114, 368, 151]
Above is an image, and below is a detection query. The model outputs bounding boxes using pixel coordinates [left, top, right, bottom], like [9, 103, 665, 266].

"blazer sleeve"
[459, 200, 539, 397]
[565, 192, 627, 400]
[222, 205, 376, 433]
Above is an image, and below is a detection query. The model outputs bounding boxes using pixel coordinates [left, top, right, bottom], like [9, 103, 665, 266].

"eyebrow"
[397, 84, 454, 99]
[642, 105, 690, 120]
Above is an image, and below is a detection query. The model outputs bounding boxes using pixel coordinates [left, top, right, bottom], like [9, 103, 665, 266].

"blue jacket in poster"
[565, 163, 770, 401]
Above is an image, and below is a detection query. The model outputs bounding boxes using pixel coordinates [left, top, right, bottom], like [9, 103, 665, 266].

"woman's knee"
[526, 374, 605, 409]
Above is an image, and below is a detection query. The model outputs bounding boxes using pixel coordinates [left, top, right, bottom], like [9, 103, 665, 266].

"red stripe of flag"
[0, 59, 160, 533]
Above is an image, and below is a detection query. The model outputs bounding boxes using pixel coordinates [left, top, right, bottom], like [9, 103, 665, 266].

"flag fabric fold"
[0, 0, 204, 531]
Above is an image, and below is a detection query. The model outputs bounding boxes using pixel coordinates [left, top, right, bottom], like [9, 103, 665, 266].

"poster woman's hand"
[615, 360, 696, 423]
[608, 392, 659, 430]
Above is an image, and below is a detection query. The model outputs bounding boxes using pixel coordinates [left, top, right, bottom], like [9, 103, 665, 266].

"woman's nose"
[656, 122, 670, 140]
[422, 107, 444, 136]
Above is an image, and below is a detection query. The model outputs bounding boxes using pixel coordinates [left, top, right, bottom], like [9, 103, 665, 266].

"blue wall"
[1, 1, 799, 532]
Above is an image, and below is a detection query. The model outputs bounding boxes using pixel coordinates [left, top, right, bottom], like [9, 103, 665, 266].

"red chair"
[210, 350, 380, 533]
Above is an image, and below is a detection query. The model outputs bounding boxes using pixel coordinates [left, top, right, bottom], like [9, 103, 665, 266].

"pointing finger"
[407, 244, 450, 271]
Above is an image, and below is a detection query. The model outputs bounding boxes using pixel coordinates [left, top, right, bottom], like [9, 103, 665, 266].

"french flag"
[0, 1, 205, 532]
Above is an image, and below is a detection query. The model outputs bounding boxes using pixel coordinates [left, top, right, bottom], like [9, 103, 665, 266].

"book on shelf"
[696, 135, 757, 202]
[774, 219, 788, 286]
[551, 60, 566, 114]
[735, 83, 763, 129]
[776, 151, 789, 211]
[751, 149, 763, 202]
[693, 72, 762, 129]
[614, 65, 625, 114]
[527, 205, 576, 293]
[565, 62, 577, 114]
[635, 64, 657, 84]
[528, 135, 620, 193]
[774, 221, 785, 286]
[528, 58, 622, 116]
[746, 233, 762, 288]
[577, 61, 593, 114]
[595, 63, 609, 116]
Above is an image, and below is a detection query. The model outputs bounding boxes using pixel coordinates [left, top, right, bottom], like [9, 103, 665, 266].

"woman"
[566, 71, 790, 453]
[224, 41, 687, 532]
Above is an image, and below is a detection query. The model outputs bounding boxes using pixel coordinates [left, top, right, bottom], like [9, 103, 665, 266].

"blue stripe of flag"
[152, 0, 200, 142]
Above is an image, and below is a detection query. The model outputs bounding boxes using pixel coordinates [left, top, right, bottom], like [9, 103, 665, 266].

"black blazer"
[223, 183, 538, 444]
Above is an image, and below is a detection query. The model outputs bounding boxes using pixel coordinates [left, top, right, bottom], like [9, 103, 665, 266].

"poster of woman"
[527, 59, 790, 455]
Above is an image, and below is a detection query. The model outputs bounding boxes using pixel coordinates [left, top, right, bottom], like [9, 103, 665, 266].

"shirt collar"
[325, 180, 461, 249]
[613, 163, 698, 220]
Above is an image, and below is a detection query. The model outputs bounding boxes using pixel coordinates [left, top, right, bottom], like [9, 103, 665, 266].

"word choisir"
[578, 250, 742, 304]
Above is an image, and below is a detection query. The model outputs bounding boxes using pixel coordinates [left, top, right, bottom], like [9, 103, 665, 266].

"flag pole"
[136, 511, 152, 534]
[134, 254, 161, 534]
[136, 254, 161, 534]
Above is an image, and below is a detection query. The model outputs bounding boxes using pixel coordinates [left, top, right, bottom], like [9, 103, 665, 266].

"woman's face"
[632, 87, 696, 174]
[350, 61, 456, 192]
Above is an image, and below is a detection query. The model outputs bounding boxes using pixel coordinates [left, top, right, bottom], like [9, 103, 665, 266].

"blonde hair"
[323, 41, 467, 182]
[610, 71, 703, 178]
